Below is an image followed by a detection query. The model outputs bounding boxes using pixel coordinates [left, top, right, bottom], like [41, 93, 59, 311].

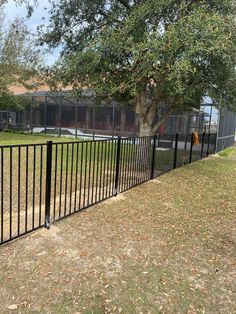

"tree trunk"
[134, 91, 156, 137]
[132, 93, 154, 168]
[134, 91, 175, 137]
[139, 120, 153, 137]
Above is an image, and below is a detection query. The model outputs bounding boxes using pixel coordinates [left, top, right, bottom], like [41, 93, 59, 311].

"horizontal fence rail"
[0, 132, 217, 245]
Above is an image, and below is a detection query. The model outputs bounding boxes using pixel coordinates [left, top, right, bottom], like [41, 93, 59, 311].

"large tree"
[0, 8, 42, 109]
[40, 0, 236, 135]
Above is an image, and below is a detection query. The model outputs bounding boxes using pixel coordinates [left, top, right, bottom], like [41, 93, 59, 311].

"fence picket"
[45, 141, 52, 229]
[0, 132, 217, 245]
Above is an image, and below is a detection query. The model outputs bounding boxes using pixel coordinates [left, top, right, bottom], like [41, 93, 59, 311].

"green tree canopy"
[40, 0, 236, 135]
[0, 9, 42, 109]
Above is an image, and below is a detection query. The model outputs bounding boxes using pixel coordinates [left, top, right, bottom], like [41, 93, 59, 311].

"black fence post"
[184, 133, 188, 150]
[214, 132, 218, 154]
[173, 133, 179, 169]
[45, 141, 53, 229]
[200, 132, 205, 159]
[59, 95, 62, 137]
[114, 137, 121, 195]
[30, 99, 33, 134]
[189, 132, 194, 164]
[150, 134, 157, 179]
[207, 133, 211, 156]
[44, 96, 47, 135]
[75, 98, 78, 139]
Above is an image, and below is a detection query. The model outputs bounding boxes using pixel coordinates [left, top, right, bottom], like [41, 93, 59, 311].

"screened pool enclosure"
[0, 90, 235, 151]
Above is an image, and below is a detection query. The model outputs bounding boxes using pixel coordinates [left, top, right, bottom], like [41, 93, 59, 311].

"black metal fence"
[0, 132, 217, 245]
[216, 110, 236, 152]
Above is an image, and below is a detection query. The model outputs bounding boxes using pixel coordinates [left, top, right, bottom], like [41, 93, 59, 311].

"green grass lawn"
[0, 147, 235, 313]
[0, 131, 202, 169]
[0, 131, 174, 175]
[0, 130, 218, 241]
[0, 131, 80, 145]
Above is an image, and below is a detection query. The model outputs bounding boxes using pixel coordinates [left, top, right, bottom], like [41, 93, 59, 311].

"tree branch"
[118, 0, 131, 10]
[153, 105, 175, 133]
[97, 10, 124, 25]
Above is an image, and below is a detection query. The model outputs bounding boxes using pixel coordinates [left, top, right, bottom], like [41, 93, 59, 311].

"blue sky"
[4, 0, 60, 65]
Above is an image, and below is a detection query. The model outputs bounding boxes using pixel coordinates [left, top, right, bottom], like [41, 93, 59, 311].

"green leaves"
[0, 15, 43, 109]
[41, 0, 236, 132]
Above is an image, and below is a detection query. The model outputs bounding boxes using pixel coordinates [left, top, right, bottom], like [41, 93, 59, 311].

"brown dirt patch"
[0, 150, 236, 313]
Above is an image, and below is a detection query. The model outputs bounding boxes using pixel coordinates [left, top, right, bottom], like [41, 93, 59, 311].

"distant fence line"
[0, 132, 217, 245]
